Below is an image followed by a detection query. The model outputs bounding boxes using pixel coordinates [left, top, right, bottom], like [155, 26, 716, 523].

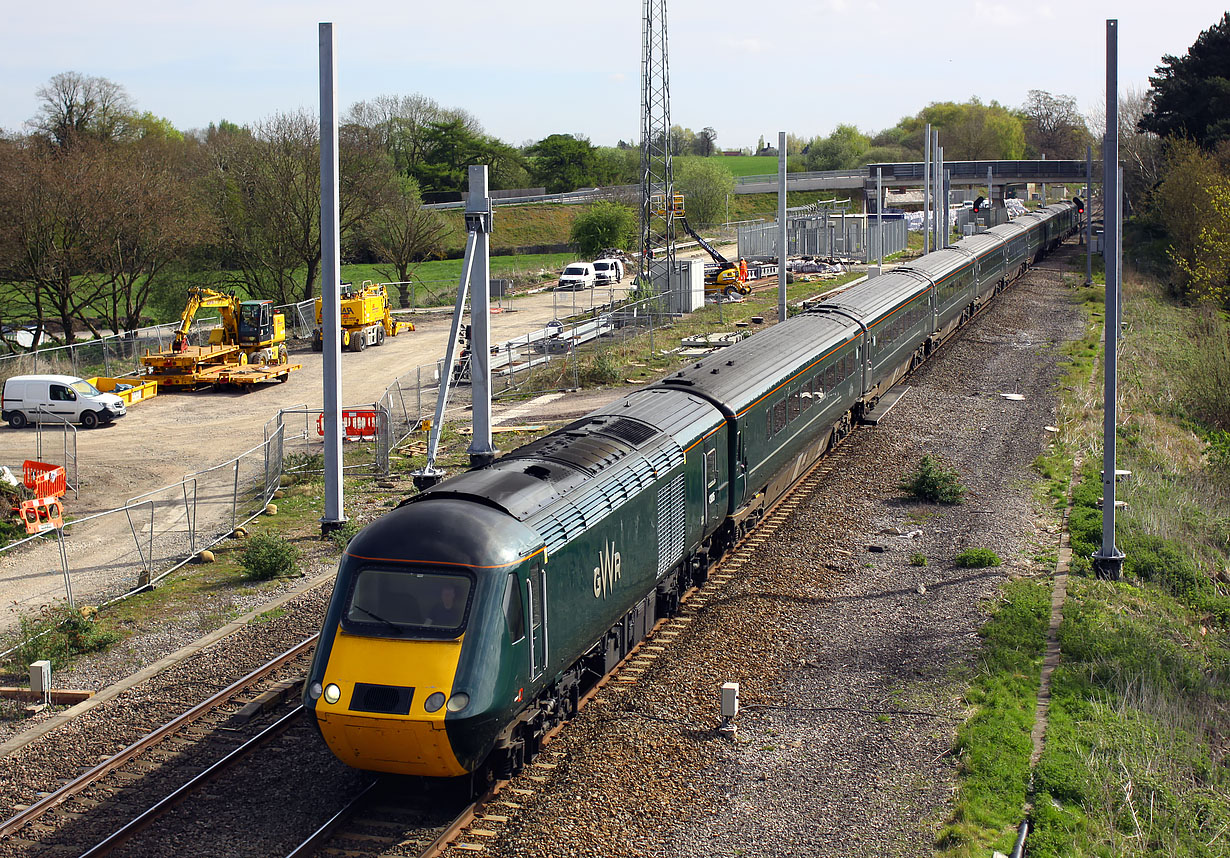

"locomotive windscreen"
[344, 569, 473, 637]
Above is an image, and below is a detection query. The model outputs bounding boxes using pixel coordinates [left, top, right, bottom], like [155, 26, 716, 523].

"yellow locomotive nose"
[313, 628, 469, 777]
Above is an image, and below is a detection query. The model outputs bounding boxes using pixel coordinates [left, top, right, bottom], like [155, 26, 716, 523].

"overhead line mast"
[639, 0, 676, 286]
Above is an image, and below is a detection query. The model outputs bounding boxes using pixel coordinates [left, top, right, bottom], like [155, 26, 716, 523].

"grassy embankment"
[938, 257, 1230, 856]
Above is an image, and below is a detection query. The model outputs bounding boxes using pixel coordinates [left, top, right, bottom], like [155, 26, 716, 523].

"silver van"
[1, 374, 127, 429]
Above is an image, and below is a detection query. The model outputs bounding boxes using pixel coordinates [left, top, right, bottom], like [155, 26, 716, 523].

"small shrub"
[5, 605, 120, 671]
[579, 350, 621, 386]
[240, 533, 300, 580]
[329, 519, 361, 551]
[900, 454, 966, 504]
[909, 553, 927, 567]
[955, 548, 1002, 568]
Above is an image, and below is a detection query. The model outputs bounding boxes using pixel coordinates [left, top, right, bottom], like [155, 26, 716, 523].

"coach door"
[526, 561, 547, 681]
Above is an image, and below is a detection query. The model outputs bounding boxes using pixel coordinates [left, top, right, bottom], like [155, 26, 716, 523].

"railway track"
[0, 636, 317, 854]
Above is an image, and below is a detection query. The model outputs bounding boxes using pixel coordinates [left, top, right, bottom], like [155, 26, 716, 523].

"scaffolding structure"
[638, 0, 676, 284]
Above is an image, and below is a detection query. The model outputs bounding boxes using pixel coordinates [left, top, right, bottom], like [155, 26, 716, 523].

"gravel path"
[457, 244, 1086, 857]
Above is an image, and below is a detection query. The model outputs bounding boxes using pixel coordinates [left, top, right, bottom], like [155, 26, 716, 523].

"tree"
[675, 157, 735, 226]
[81, 138, 210, 333]
[1141, 12, 1230, 148]
[0, 139, 107, 344]
[205, 110, 397, 303]
[362, 177, 450, 305]
[526, 134, 598, 193]
[30, 72, 135, 148]
[1088, 88, 1165, 216]
[1153, 139, 1230, 304]
[803, 124, 871, 171]
[1022, 90, 1090, 158]
[569, 201, 637, 256]
[694, 127, 718, 157]
[668, 125, 696, 156]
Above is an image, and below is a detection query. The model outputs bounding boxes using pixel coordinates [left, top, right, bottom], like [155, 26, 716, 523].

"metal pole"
[932, 131, 941, 250]
[318, 22, 345, 534]
[1085, 143, 1093, 285]
[465, 165, 497, 468]
[1117, 164, 1124, 340]
[778, 131, 787, 322]
[876, 167, 883, 268]
[943, 166, 951, 249]
[1094, 18, 1125, 580]
[987, 165, 993, 229]
[923, 124, 931, 255]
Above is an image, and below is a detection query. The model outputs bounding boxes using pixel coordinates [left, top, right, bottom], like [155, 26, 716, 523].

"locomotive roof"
[654, 311, 856, 415]
[409, 388, 720, 527]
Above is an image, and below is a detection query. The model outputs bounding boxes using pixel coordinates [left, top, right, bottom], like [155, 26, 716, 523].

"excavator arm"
[173, 288, 240, 351]
[679, 216, 733, 268]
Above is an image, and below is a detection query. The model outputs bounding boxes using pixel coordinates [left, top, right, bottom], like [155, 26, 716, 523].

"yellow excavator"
[142, 288, 297, 388]
[312, 281, 413, 353]
[678, 216, 751, 297]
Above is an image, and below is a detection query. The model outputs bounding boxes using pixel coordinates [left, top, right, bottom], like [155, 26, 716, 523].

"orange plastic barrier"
[316, 409, 379, 441]
[22, 461, 66, 500]
[15, 497, 63, 534]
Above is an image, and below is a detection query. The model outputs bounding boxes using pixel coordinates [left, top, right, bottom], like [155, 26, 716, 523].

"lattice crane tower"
[639, 0, 676, 284]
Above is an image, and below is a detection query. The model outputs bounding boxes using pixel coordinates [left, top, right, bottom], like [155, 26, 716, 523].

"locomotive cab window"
[344, 568, 473, 637]
[504, 571, 525, 642]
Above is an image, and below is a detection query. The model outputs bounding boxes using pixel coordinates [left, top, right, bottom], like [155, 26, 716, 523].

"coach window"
[789, 389, 801, 421]
[773, 399, 787, 434]
[504, 571, 525, 642]
[706, 448, 718, 488]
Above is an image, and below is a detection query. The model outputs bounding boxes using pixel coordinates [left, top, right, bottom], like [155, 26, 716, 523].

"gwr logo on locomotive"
[592, 541, 622, 599]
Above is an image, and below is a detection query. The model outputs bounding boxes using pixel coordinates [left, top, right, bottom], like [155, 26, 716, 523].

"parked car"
[558, 262, 596, 290]
[592, 258, 625, 285]
[1, 374, 127, 429]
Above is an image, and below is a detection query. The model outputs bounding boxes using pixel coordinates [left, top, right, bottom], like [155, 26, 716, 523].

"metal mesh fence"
[0, 299, 319, 380]
[738, 216, 908, 262]
[0, 427, 285, 644]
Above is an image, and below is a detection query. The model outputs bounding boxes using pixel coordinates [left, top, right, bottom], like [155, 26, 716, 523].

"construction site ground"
[0, 286, 635, 626]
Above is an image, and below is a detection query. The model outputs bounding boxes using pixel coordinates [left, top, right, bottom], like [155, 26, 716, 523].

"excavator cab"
[237, 301, 276, 348]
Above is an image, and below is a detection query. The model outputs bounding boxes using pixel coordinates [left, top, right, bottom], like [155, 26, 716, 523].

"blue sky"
[2, 1, 1225, 149]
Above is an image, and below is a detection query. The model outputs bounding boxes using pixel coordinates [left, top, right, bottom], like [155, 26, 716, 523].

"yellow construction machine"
[141, 288, 300, 388]
[312, 281, 413, 353]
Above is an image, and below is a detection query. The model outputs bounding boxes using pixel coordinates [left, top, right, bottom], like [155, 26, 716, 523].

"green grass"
[941, 254, 1230, 856]
[938, 580, 1051, 855]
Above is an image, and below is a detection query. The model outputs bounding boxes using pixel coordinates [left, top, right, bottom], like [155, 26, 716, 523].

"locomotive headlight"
[446, 692, 470, 713]
[424, 691, 446, 713]
[323, 683, 341, 705]
[309, 682, 323, 700]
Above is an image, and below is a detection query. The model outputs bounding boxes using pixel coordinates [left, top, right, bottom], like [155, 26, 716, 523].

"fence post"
[57, 528, 74, 607]
[232, 460, 240, 532]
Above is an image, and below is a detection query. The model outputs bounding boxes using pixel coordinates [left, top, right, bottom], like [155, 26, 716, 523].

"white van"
[592, 258, 625, 285]
[1, 374, 127, 429]
[558, 262, 596, 291]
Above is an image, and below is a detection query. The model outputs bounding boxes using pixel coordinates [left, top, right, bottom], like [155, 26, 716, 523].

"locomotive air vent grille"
[349, 683, 414, 715]
[598, 418, 657, 448]
[657, 475, 686, 576]
[648, 443, 685, 477]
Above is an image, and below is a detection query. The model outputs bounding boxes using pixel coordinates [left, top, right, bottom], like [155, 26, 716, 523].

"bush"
[909, 553, 927, 567]
[569, 201, 636, 256]
[955, 548, 1002, 568]
[240, 533, 300, 580]
[6, 605, 120, 671]
[329, 520, 361, 551]
[900, 455, 966, 504]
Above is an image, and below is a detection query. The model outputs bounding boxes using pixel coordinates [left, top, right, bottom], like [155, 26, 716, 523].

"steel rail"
[78, 706, 306, 858]
[0, 634, 319, 840]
